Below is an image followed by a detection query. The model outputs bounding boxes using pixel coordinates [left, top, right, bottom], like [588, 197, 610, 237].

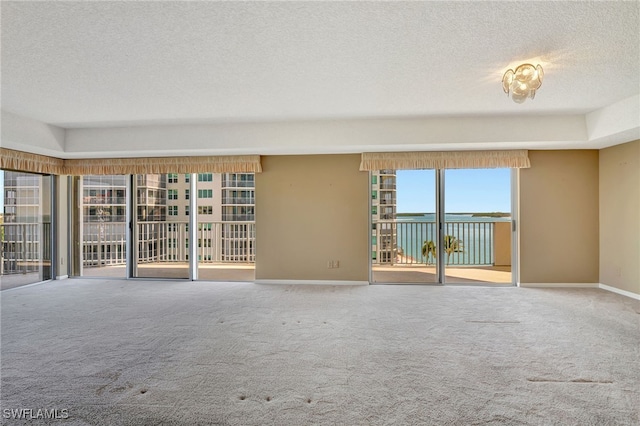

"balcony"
[82, 221, 256, 281]
[221, 179, 254, 188]
[372, 220, 512, 284]
[2, 219, 512, 286]
[221, 197, 255, 205]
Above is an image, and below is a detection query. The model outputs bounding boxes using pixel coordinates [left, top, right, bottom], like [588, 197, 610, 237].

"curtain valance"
[0, 148, 66, 174]
[63, 155, 262, 175]
[0, 149, 262, 175]
[359, 150, 531, 171]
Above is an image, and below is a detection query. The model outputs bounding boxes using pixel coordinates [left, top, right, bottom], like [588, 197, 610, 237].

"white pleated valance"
[359, 150, 531, 171]
[0, 148, 66, 175]
[0, 148, 262, 175]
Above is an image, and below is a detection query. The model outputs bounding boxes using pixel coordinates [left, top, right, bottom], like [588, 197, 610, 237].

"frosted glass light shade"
[502, 63, 544, 103]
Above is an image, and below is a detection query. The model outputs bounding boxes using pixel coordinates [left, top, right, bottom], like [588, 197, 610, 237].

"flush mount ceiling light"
[502, 63, 544, 103]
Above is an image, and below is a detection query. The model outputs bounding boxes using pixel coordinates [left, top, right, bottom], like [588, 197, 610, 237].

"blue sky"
[396, 169, 511, 213]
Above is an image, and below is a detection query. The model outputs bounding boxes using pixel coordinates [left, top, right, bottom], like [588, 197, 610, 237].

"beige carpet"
[1, 279, 638, 425]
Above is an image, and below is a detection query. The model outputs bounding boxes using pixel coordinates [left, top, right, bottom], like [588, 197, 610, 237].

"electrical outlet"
[334, 260, 339, 268]
[327, 261, 333, 269]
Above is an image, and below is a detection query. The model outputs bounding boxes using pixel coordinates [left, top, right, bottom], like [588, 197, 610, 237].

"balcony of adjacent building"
[221, 174, 255, 189]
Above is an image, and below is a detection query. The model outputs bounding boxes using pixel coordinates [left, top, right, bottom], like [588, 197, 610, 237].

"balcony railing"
[373, 220, 507, 266]
[82, 222, 127, 267]
[80, 221, 256, 268]
[1, 222, 51, 275]
[221, 179, 254, 188]
[221, 197, 255, 205]
[83, 196, 126, 205]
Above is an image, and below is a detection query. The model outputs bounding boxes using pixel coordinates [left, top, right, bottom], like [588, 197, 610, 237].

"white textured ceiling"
[2, 1, 638, 129]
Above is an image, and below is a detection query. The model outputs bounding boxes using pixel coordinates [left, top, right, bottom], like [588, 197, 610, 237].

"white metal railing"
[83, 222, 127, 267]
[222, 179, 254, 188]
[81, 221, 255, 268]
[1, 222, 51, 275]
[373, 220, 499, 266]
[221, 197, 255, 205]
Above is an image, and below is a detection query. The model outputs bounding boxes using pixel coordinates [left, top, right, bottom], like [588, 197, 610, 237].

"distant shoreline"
[396, 212, 511, 218]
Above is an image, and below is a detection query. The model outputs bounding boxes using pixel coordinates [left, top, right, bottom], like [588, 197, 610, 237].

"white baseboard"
[55, 275, 69, 280]
[519, 283, 599, 288]
[599, 283, 640, 300]
[518, 282, 640, 300]
[255, 279, 369, 286]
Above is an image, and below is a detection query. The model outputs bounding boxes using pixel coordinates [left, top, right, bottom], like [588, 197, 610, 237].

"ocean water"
[394, 214, 510, 265]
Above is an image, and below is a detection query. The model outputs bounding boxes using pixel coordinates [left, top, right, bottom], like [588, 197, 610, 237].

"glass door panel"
[371, 169, 437, 284]
[1, 170, 52, 289]
[78, 175, 128, 278]
[197, 173, 255, 281]
[133, 173, 189, 279]
[443, 169, 512, 284]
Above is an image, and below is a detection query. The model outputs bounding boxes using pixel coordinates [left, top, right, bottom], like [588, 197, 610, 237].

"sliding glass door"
[197, 173, 256, 282]
[71, 172, 257, 282]
[133, 173, 189, 279]
[1, 170, 53, 289]
[76, 175, 128, 278]
[371, 169, 438, 283]
[371, 168, 515, 285]
[443, 169, 512, 284]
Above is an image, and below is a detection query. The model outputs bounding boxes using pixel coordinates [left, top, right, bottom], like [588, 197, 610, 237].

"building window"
[372, 190, 377, 200]
[372, 175, 377, 184]
[185, 206, 189, 216]
[168, 189, 178, 200]
[168, 173, 178, 183]
[198, 189, 213, 198]
[185, 174, 190, 183]
[372, 206, 377, 215]
[198, 206, 213, 215]
[168, 206, 178, 216]
[185, 189, 190, 200]
[198, 173, 213, 182]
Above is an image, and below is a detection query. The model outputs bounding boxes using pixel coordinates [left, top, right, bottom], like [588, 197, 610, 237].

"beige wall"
[493, 221, 511, 267]
[599, 140, 640, 295]
[255, 155, 369, 282]
[519, 150, 599, 283]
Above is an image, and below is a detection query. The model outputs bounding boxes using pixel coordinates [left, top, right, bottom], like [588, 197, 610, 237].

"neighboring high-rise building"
[220, 173, 255, 262]
[371, 170, 397, 263]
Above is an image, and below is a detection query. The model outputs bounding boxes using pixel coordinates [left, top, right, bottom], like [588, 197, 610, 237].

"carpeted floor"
[1, 279, 638, 425]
